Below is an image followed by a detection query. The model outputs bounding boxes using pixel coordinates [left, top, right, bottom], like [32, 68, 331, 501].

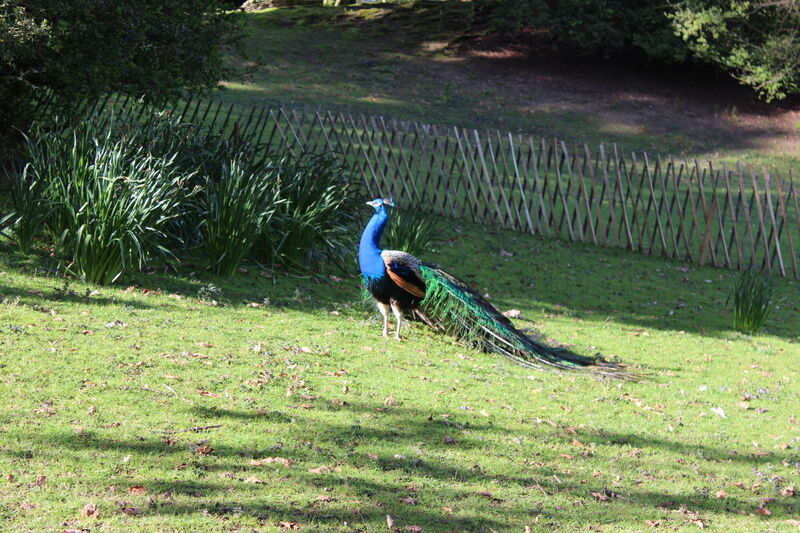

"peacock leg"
[376, 301, 390, 337]
[390, 302, 403, 340]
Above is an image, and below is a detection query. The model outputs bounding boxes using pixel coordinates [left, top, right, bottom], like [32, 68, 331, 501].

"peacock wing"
[381, 250, 426, 298]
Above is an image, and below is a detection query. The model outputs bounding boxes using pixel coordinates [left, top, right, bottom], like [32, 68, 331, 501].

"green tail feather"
[418, 263, 610, 372]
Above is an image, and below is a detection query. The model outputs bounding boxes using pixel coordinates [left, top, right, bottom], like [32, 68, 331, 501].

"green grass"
[212, 3, 800, 175]
[1, 216, 799, 532]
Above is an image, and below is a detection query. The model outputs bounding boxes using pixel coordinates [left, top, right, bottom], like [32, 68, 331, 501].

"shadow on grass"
[8, 396, 797, 528]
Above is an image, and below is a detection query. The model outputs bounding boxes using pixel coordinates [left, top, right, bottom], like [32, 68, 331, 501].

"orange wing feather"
[386, 269, 426, 298]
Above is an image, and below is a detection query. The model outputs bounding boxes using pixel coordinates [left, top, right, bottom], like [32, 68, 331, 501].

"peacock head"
[366, 197, 395, 211]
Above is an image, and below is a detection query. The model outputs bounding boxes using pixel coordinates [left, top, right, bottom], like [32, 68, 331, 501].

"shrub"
[10, 112, 361, 281]
[20, 124, 187, 284]
[203, 158, 282, 276]
[260, 153, 360, 271]
[7, 164, 52, 252]
[383, 209, 439, 258]
[0, 0, 240, 151]
[729, 270, 774, 334]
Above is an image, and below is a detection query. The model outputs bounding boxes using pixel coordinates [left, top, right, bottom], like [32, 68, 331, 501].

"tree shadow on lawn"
[15, 398, 798, 528]
[0, 282, 170, 311]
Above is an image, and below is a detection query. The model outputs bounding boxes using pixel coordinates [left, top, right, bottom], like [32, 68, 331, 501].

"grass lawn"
[1, 216, 799, 532]
[213, 3, 800, 174]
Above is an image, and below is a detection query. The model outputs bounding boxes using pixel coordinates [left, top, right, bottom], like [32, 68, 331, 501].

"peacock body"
[359, 198, 616, 373]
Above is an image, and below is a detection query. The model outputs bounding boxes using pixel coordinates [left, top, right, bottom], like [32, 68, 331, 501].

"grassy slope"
[215, 3, 800, 173]
[1, 218, 799, 532]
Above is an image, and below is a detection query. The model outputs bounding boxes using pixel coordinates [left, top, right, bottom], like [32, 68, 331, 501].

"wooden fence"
[82, 95, 800, 279]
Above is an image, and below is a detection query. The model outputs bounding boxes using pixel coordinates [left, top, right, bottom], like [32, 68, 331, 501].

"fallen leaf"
[645, 520, 660, 527]
[128, 485, 146, 495]
[81, 503, 100, 518]
[715, 490, 727, 499]
[316, 495, 336, 502]
[782, 485, 797, 497]
[402, 497, 417, 505]
[252, 457, 293, 467]
[118, 503, 142, 516]
[20, 502, 36, 510]
[786, 519, 800, 527]
[572, 439, 584, 448]
[502, 309, 521, 317]
[689, 518, 706, 528]
[405, 527, 424, 533]
[194, 444, 213, 455]
[710, 407, 727, 418]
[197, 342, 214, 348]
[307, 465, 340, 474]
[278, 521, 300, 529]
[34, 475, 46, 487]
[756, 507, 771, 516]
[386, 515, 394, 529]
[244, 476, 266, 484]
[443, 435, 456, 444]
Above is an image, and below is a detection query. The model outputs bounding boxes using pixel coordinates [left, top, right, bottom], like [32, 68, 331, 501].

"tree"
[0, 0, 240, 151]
[471, 0, 800, 101]
[671, 0, 800, 101]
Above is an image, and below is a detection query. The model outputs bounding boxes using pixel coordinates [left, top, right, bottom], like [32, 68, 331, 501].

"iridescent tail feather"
[416, 263, 624, 376]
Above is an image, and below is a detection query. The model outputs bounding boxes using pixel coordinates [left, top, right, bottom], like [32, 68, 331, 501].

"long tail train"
[416, 263, 622, 375]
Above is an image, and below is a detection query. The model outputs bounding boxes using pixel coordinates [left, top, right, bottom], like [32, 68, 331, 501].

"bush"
[18, 123, 187, 283]
[261, 153, 359, 271]
[203, 158, 281, 276]
[729, 270, 774, 334]
[383, 209, 439, 258]
[8, 112, 361, 281]
[7, 163, 52, 252]
[0, 0, 240, 152]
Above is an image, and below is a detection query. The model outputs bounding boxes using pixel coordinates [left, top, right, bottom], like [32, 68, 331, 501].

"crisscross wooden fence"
[80, 95, 800, 279]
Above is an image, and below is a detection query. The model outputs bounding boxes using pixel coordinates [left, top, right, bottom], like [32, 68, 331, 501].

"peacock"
[359, 197, 618, 373]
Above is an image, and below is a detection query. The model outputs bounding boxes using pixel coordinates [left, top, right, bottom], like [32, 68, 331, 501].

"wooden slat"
[749, 168, 773, 273]
[762, 170, 786, 276]
[612, 146, 635, 249]
[775, 175, 798, 278]
[508, 133, 535, 234]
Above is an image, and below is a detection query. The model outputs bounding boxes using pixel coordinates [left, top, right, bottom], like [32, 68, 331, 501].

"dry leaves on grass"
[116, 502, 142, 516]
[251, 457, 293, 467]
[591, 488, 624, 502]
[307, 465, 341, 474]
[81, 503, 99, 518]
[278, 521, 300, 529]
[128, 485, 146, 495]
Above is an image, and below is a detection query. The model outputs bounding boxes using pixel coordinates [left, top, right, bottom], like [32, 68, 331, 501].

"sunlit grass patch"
[0, 218, 798, 532]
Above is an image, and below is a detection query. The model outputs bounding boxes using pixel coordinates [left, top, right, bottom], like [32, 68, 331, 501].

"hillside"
[214, 3, 800, 173]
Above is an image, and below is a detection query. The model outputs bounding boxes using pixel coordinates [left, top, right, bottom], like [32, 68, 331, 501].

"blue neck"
[359, 207, 388, 278]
